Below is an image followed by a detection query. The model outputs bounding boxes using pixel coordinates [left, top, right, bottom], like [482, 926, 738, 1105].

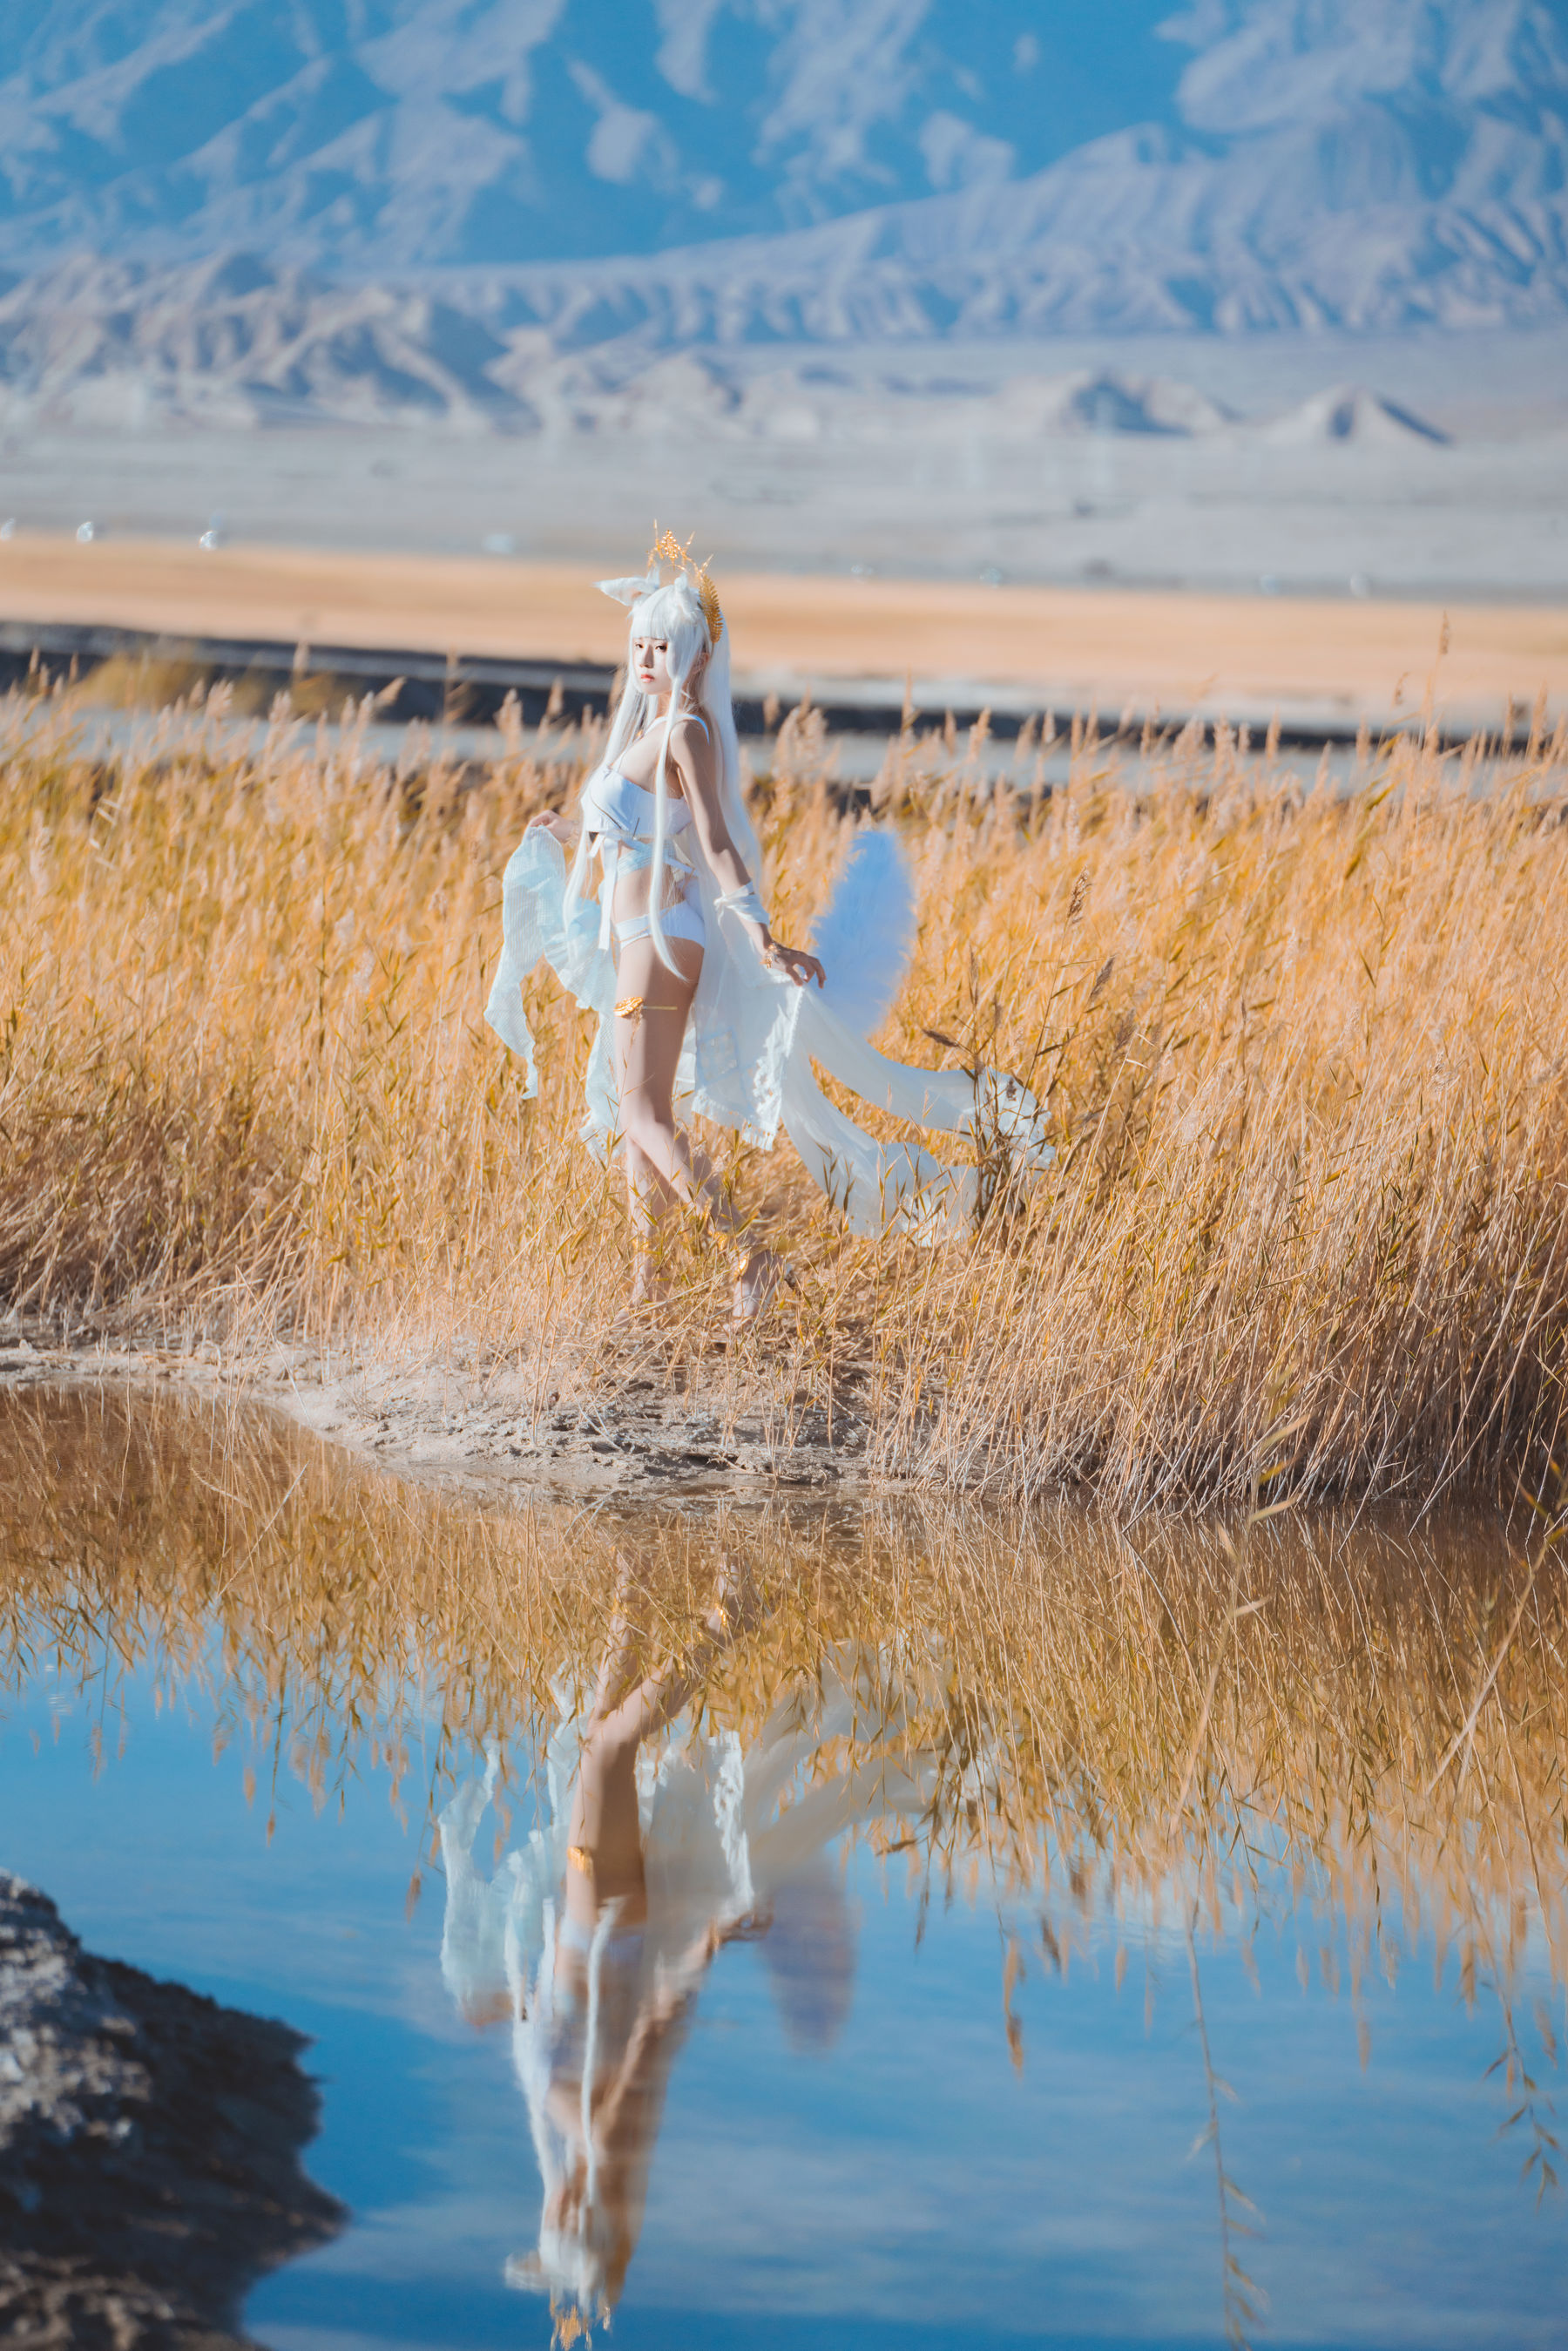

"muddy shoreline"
[0, 1329, 871, 1505]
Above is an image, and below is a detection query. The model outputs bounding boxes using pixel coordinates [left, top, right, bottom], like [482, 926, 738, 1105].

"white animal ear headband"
[595, 569, 659, 608]
[596, 527, 723, 645]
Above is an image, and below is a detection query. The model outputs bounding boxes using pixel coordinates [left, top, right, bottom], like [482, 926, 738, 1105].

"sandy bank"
[2, 532, 1562, 735]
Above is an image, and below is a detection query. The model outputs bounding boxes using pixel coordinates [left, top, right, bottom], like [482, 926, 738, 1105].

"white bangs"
[629, 579, 708, 674]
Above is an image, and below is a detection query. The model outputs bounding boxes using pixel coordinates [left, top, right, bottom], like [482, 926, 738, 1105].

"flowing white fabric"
[438, 1660, 932, 2037]
[436, 1660, 936, 2316]
[485, 813, 1052, 1237]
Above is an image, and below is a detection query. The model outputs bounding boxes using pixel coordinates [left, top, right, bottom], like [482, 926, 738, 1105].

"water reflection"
[3, 1382, 1568, 2346]
[439, 1558, 928, 2334]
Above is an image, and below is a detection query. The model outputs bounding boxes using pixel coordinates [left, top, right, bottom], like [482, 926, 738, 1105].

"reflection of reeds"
[5, 1386, 1566, 2010]
[7, 1385, 1562, 2347]
[3, 692, 1567, 1501]
[1186, 1914, 1266, 2350]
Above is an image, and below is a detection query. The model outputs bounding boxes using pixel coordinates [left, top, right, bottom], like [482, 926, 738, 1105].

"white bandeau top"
[579, 764, 693, 844]
[581, 711, 707, 847]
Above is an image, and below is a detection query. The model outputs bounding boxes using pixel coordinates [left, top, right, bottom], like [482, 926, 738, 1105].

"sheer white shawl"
[485, 815, 1051, 1239]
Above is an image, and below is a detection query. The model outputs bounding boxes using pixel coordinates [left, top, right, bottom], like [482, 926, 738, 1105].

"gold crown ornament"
[647, 526, 723, 647]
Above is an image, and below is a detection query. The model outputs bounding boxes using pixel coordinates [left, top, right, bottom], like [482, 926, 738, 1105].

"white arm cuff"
[716, 883, 768, 925]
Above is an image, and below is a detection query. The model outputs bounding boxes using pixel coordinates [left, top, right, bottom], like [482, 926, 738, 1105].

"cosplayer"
[485, 533, 1050, 1318]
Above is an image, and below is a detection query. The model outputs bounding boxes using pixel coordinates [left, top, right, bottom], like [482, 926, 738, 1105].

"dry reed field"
[3, 1383, 1565, 2104]
[3, 676, 1568, 1506]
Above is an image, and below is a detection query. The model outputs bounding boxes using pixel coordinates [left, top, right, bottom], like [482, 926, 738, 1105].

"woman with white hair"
[486, 533, 1051, 1320]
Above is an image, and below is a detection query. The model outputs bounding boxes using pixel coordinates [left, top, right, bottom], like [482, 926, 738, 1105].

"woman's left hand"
[763, 937, 826, 989]
[526, 809, 577, 844]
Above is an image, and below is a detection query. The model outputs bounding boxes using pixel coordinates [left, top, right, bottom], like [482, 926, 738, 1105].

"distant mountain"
[1259, 385, 1451, 445]
[0, 252, 1456, 439]
[1, 0, 1565, 343]
[449, 0, 1568, 339]
[0, 1, 1182, 268]
[0, 252, 522, 427]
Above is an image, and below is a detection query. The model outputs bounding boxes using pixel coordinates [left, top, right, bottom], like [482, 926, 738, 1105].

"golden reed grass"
[4, 1385, 1565, 2094]
[3, 681, 1567, 1505]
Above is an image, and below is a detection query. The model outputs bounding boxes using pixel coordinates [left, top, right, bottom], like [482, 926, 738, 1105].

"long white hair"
[569, 573, 758, 974]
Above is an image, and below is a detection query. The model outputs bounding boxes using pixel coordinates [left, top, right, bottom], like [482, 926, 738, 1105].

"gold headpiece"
[647, 526, 723, 647]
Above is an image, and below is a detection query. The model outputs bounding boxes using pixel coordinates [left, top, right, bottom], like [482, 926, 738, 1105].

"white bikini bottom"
[612, 885, 706, 950]
[597, 831, 707, 952]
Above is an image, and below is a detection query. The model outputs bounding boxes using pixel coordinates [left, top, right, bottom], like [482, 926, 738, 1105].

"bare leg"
[623, 1138, 676, 1307]
[612, 935, 760, 1304]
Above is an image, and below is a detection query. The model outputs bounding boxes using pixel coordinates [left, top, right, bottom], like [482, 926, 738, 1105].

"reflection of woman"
[511, 1570, 754, 2319]
[484, 535, 1051, 1319]
[437, 1573, 930, 2336]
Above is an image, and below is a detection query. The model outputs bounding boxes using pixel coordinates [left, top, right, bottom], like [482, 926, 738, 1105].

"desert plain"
[2, 529, 1565, 738]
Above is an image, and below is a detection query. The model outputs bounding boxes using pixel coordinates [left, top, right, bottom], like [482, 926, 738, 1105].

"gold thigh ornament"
[614, 995, 683, 1025]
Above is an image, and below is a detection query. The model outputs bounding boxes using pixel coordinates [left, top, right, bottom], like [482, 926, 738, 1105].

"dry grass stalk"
[2, 685, 1566, 1505]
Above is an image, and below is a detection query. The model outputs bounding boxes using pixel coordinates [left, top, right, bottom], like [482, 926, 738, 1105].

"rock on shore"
[0, 1874, 343, 2349]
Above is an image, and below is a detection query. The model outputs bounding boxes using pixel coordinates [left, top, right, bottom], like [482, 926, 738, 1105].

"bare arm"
[670, 716, 824, 991]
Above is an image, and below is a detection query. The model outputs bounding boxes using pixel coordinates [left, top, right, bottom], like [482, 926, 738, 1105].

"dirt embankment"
[0, 1874, 343, 2351]
[0, 1330, 865, 1503]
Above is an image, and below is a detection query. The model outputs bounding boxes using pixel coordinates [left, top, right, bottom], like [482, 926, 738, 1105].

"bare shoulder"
[667, 708, 715, 752]
[667, 710, 719, 786]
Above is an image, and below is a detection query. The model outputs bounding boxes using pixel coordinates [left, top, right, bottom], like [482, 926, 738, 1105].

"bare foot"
[612, 1256, 671, 1328]
[730, 1246, 790, 1327]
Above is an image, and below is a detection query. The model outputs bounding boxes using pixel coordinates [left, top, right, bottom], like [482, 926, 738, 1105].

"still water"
[3, 1385, 1566, 2350]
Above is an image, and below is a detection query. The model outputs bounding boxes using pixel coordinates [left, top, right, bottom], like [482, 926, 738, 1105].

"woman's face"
[632, 636, 672, 699]
[632, 635, 707, 702]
